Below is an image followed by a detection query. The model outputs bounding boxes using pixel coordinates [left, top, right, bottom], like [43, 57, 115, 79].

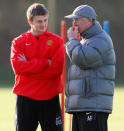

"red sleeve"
[28, 38, 65, 79]
[10, 36, 49, 75]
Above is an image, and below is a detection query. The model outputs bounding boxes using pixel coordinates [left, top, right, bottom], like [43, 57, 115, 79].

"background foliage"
[0, 0, 123, 85]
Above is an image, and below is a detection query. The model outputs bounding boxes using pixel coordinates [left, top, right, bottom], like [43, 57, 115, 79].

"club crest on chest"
[46, 40, 53, 46]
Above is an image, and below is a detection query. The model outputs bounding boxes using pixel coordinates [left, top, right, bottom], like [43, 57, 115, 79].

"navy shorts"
[15, 95, 63, 131]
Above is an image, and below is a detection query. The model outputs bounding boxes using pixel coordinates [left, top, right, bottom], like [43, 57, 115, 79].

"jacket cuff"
[65, 39, 81, 57]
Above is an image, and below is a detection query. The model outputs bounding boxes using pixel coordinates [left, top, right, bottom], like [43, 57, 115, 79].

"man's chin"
[38, 29, 46, 34]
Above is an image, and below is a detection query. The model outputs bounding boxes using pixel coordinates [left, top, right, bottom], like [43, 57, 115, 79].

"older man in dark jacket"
[65, 5, 116, 131]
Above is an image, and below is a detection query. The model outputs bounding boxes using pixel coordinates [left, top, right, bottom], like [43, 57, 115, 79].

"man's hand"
[17, 54, 27, 62]
[67, 26, 79, 41]
[17, 54, 52, 66]
[48, 59, 52, 65]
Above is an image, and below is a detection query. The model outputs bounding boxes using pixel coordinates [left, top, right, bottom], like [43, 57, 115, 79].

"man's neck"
[30, 28, 44, 36]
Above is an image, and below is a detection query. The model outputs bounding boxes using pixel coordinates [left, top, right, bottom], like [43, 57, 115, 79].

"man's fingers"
[48, 59, 52, 65]
[74, 26, 78, 33]
[68, 27, 78, 34]
[18, 54, 27, 61]
[67, 27, 72, 34]
[67, 27, 79, 40]
[19, 54, 26, 59]
[17, 56, 24, 61]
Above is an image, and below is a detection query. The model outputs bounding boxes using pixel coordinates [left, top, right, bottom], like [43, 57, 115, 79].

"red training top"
[10, 30, 65, 100]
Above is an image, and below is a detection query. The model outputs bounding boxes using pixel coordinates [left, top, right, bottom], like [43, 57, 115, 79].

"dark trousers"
[15, 95, 63, 131]
[72, 112, 109, 131]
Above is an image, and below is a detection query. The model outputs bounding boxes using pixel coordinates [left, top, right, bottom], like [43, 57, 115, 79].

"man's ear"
[88, 18, 93, 26]
[28, 19, 32, 25]
[88, 18, 93, 22]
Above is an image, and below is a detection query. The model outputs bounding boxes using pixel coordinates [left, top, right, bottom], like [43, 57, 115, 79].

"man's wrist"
[69, 38, 77, 41]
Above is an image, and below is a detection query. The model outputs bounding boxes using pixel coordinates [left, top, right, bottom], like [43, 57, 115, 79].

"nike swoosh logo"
[25, 43, 31, 46]
[86, 112, 92, 115]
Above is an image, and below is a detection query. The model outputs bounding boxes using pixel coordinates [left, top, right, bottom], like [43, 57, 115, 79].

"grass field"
[0, 86, 124, 131]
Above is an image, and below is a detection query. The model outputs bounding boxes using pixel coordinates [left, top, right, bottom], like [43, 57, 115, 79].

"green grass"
[0, 86, 124, 131]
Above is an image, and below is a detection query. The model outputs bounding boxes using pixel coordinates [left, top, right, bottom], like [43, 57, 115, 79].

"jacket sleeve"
[66, 39, 103, 69]
[28, 38, 65, 79]
[10, 37, 49, 75]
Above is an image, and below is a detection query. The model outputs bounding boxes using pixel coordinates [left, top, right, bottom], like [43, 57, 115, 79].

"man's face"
[73, 17, 92, 33]
[31, 14, 48, 34]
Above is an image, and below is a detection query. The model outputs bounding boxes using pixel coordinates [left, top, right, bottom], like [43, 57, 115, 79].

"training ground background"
[0, 0, 124, 130]
[0, 86, 124, 131]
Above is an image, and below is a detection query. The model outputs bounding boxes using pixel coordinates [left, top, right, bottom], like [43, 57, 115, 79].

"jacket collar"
[28, 29, 48, 36]
[81, 21, 103, 39]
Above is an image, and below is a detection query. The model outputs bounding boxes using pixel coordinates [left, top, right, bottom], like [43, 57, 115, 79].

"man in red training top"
[10, 3, 65, 131]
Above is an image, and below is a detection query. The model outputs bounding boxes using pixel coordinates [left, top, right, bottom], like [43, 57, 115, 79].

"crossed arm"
[10, 39, 65, 80]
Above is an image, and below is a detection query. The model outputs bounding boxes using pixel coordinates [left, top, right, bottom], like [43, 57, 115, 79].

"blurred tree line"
[0, 0, 124, 86]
